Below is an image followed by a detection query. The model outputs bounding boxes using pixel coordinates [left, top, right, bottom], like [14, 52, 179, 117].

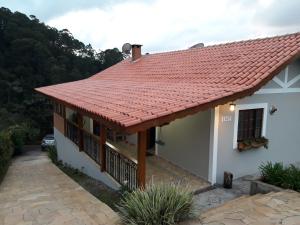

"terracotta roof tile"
[36, 32, 300, 130]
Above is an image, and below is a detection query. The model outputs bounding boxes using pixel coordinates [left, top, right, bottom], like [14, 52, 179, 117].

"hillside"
[0, 7, 124, 140]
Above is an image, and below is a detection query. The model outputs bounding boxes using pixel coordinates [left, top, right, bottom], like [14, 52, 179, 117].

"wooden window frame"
[237, 108, 263, 141]
[233, 103, 268, 149]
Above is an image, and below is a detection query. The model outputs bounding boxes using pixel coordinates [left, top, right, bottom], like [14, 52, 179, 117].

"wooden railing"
[66, 120, 79, 145]
[65, 118, 138, 190]
[83, 131, 100, 165]
[105, 143, 138, 190]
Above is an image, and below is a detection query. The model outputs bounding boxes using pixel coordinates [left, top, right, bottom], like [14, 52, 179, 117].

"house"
[36, 33, 300, 191]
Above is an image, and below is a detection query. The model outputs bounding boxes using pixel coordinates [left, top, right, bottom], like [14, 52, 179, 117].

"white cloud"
[47, 0, 300, 53]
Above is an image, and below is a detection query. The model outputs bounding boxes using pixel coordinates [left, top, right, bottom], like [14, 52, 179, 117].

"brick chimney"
[132, 44, 142, 61]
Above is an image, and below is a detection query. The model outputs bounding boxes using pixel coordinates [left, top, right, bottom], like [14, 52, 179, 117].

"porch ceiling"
[36, 33, 300, 133]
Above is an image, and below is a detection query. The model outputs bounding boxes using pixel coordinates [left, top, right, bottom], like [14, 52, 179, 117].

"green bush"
[0, 130, 14, 184]
[259, 162, 300, 191]
[282, 165, 300, 191]
[117, 183, 195, 225]
[8, 124, 26, 155]
[47, 146, 58, 164]
[22, 123, 40, 144]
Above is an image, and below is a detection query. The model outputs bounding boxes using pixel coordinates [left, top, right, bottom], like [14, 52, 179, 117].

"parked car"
[41, 134, 55, 151]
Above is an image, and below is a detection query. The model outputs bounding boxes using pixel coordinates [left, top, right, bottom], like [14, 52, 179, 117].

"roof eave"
[35, 50, 300, 134]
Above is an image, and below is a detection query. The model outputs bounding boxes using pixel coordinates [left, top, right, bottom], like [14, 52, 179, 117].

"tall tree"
[0, 7, 124, 138]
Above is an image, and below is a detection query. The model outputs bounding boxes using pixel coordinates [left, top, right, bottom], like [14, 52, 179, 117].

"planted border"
[0, 130, 14, 184]
[259, 162, 300, 192]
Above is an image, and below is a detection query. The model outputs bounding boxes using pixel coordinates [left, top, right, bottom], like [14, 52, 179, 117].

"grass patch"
[58, 164, 121, 211]
[46, 146, 121, 210]
[260, 161, 300, 192]
[117, 183, 195, 225]
[57, 162, 121, 210]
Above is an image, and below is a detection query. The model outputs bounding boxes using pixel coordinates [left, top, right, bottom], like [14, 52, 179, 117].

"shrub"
[47, 146, 58, 164]
[259, 162, 286, 186]
[22, 123, 40, 144]
[282, 165, 300, 191]
[259, 162, 300, 192]
[0, 130, 14, 184]
[8, 124, 26, 155]
[117, 183, 195, 225]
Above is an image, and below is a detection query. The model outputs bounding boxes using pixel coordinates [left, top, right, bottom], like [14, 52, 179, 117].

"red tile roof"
[36, 33, 300, 132]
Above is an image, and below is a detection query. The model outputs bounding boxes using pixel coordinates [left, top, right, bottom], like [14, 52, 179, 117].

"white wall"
[157, 110, 211, 180]
[54, 128, 120, 190]
[126, 133, 137, 146]
[216, 60, 300, 183]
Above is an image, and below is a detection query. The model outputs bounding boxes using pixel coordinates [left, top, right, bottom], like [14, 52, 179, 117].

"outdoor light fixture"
[229, 103, 236, 112]
[269, 105, 278, 115]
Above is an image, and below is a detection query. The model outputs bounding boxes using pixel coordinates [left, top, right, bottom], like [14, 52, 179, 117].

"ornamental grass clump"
[117, 183, 195, 225]
[259, 161, 300, 192]
[259, 162, 286, 187]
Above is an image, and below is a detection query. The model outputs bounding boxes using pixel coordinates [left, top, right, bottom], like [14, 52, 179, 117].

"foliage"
[259, 162, 300, 192]
[56, 162, 121, 211]
[0, 129, 14, 184]
[0, 7, 124, 140]
[7, 124, 26, 155]
[117, 183, 195, 225]
[259, 162, 285, 187]
[238, 137, 269, 151]
[47, 146, 58, 164]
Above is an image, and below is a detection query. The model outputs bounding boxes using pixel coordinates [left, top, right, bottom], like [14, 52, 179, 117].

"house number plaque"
[222, 116, 232, 122]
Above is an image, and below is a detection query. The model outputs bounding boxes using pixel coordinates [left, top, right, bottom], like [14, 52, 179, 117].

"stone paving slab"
[0, 148, 120, 225]
[182, 190, 300, 225]
[193, 175, 251, 214]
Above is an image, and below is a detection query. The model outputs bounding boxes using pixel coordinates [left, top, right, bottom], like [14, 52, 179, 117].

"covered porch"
[54, 104, 211, 192]
[109, 141, 210, 193]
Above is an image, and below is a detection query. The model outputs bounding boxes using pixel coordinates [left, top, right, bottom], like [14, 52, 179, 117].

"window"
[237, 108, 263, 141]
[233, 103, 268, 149]
[54, 102, 64, 117]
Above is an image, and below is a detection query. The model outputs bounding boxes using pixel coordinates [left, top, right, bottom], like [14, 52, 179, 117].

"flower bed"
[258, 162, 300, 192]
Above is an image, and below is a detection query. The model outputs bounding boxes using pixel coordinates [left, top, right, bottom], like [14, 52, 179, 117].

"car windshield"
[44, 134, 54, 140]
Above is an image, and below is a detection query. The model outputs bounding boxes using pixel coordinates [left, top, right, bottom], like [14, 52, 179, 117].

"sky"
[2, 0, 300, 53]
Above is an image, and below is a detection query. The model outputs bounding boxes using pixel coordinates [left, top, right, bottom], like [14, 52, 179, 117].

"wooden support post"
[78, 113, 84, 151]
[137, 130, 147, 188]
[100, 125, 107, 172]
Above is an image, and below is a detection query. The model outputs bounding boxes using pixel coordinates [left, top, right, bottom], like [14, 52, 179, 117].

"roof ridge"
[147, 31, 300, 56]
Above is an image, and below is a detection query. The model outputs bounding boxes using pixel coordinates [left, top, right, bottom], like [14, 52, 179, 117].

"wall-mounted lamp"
[229, 103, 236, 112]
[269, 105, 278, 115]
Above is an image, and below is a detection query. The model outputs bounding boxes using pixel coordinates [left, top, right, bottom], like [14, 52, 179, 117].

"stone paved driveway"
[182, 190, 300, 225]
[0, 147, 120, 225]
